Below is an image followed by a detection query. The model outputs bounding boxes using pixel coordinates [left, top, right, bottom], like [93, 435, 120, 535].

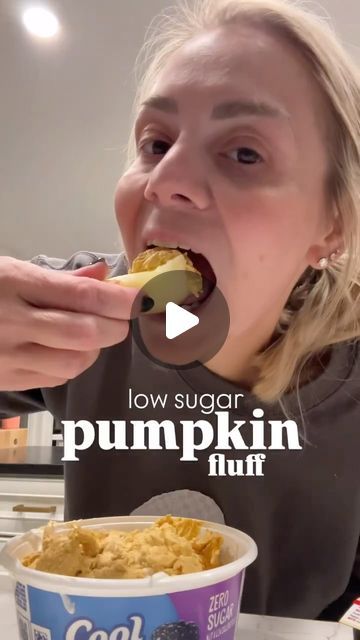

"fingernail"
[141, 296, 154, 312]
[90, 257, 106, 265]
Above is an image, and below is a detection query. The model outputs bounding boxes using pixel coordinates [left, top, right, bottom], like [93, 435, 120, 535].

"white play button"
[131, 270, 230, 366]
[165, 302, 199, 339]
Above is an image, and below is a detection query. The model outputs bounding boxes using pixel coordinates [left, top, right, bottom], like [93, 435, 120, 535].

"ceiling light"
[22, 7, 60, 39]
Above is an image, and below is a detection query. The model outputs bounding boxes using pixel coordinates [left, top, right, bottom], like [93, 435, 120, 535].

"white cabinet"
[27, 411, 64, 447]
[26, 412, 55, 447]
[0, 476, 64, 575]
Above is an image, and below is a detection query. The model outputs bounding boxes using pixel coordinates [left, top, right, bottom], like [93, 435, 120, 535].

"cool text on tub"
[65, 615, 144, 640]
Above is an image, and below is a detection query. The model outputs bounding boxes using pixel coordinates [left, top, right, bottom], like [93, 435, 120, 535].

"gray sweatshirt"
[0, 251, 359, 621]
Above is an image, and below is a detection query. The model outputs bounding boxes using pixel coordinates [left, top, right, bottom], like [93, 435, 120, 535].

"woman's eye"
[140, 139, 170, 155]
[226, 147, 263, 165]
[138, 139, 263, 164]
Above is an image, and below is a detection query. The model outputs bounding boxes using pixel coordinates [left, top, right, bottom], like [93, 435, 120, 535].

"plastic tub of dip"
[0, 515, 257, 640]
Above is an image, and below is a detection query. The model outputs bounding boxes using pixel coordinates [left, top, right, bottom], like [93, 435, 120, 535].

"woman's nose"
[143, 144, 211, 211]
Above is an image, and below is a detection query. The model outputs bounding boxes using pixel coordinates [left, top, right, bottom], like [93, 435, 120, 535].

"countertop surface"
[0, 446, 64, 476]
[0, 576, 353, 640]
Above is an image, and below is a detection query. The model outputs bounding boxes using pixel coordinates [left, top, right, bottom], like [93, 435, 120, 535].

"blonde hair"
[125, 0, 360, 404]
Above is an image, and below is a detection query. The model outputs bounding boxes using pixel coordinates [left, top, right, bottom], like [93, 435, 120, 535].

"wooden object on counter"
[1, 417, 21, 430]
[0, 428, 27, 449]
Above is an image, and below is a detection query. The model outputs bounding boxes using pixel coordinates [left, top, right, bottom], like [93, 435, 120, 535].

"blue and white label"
[14, 574, 243, 640]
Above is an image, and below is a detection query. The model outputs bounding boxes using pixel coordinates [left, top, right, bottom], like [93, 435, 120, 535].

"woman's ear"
[306, 213, 344, 268]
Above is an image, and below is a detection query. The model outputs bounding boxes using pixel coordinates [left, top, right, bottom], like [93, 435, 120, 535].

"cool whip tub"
[0, 515, 257, 640]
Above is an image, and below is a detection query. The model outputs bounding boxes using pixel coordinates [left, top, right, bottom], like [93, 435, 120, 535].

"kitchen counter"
[0, 446, 63, 476]
[0, 575, 353, 639]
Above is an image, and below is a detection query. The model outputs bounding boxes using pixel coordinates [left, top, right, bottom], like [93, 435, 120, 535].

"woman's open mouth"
[146, 244, 217, 312]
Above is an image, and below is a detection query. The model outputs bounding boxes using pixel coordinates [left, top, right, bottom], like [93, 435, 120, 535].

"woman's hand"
[0, 257, 139, 391]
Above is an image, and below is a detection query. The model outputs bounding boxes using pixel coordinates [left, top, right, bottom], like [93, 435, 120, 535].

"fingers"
[14, 260, 139, 320]
[0, 258, 136, 392]
[8, 344, 102, 380]
[27, 308, 130, 350]
[71, 261, 109, 280]
[1, 370, 69, 391]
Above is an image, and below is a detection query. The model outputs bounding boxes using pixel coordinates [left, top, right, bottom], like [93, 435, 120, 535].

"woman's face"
[115, 23, 337, 341]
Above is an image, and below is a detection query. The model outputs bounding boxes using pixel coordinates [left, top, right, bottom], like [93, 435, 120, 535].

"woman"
[0, 0, 359, 622]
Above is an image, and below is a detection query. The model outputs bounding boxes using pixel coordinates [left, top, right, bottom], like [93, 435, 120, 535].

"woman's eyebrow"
[140, 95, 290, 120]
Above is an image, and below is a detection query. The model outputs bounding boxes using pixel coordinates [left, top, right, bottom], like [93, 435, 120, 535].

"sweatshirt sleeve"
[0, 250, 127, 418]
[29, 250, 128, 276]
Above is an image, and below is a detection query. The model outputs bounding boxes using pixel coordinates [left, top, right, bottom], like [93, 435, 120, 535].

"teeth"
[146, 240, 191, 251]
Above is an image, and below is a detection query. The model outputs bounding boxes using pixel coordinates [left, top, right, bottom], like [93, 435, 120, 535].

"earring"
[317, 248, 341, 269]
[330, 249, 341, 262]
[317, 257, 329, 269]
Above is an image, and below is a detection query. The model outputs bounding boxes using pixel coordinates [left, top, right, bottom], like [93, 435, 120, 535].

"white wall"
[1, 0, 359, 260]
